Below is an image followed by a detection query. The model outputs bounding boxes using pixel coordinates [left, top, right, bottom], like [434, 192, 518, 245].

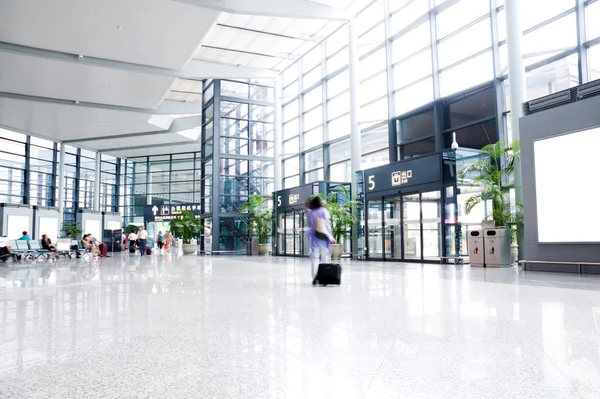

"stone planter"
[330, 243, 344, 260]
[182, 243, 197, 255]
[258, 244, 270, 256]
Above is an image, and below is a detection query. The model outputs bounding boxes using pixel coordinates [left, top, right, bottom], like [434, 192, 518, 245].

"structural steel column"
[505, 0, 525, 251]
[273, 75, 283, 192]
[94, 152, 101, 211]
[348, 20, 362, 256]
[57, 143, 66, 215]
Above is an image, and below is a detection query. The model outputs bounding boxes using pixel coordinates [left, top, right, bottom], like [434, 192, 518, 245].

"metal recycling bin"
[468, 230, 485, 267]
[247, 237, 259, 255]
[484, 228, 511, 267]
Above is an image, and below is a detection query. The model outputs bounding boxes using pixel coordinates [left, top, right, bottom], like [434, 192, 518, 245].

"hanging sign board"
[363, 153, 441, 194]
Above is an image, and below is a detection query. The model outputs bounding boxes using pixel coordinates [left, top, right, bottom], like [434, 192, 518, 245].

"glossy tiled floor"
[2, 253, 600, 398]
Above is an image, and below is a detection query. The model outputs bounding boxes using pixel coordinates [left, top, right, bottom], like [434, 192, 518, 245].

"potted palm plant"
[62, 222, 83, 239]
[168, 210, 201, 255]
[459, 140, 523, 264]
[241, 194, 272, 256]
[324, 186, 357, 260]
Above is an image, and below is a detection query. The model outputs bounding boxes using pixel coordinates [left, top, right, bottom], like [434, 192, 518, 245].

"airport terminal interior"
[2, 0, 600, 397]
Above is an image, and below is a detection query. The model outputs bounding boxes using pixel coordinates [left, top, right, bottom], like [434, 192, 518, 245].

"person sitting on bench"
[41, 234, 57, 253]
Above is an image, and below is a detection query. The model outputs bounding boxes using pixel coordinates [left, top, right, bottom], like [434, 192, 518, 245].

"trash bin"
[247, 237, 258, 255]
[468, 230, 485, 267]
[484, 228, 511, 267]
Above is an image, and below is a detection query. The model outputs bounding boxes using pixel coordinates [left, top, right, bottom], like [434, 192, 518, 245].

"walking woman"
[306, 195, 335, 285]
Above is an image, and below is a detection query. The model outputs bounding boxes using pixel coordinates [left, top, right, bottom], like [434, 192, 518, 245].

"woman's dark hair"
[309, 195, 324, 209]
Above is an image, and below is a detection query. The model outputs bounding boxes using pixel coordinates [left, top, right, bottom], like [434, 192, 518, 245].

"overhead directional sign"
[144, 203, 202, 222]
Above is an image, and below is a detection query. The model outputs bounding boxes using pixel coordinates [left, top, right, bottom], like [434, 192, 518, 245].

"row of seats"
[2, 239, 92, 262]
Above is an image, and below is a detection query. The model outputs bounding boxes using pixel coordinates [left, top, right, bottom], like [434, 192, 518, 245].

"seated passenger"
[19, 231, 31, 241]
[41, 234, 57, 253]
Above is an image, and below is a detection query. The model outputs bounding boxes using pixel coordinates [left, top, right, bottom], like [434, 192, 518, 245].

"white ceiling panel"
[0, 0, 219, 70]
[0, 52, 174, 109]
[0, 97, 165, 141]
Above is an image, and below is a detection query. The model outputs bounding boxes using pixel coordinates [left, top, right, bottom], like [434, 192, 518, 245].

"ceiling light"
[77, 54, 84, 60]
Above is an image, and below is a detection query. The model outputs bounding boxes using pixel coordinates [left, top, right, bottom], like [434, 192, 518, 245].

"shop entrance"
[277, 209, 308, 256]
[367, 191, 441, 261]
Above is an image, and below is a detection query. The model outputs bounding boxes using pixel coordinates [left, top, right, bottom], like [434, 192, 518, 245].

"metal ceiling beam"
[0, 90, 200, 115]
[62, 116, 202, 144]
[217, 23, 320, 43]
[0, 41, 275, 80]
[174, 0, 352, 20]
[102, 140, 198, 153]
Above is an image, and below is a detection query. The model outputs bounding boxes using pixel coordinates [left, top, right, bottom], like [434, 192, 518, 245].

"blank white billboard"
[534, 127, 600, 243]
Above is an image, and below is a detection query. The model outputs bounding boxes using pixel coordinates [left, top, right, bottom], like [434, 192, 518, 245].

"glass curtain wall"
[280, 0, 595, 184]
[0, 128, 122, 226]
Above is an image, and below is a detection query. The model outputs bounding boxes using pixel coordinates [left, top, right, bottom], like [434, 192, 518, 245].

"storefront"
[362, 152, 458, 262]
[274, 181, 350, 257]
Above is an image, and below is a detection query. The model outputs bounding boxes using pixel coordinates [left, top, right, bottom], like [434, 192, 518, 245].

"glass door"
[284, 212, 294, 255]
[367, 200, 383, 258]
[293, 210, 303, 256]
[277, 212, 285, 255]
[422, 191, 441, 260]
[384, 197, 403, 259]
[403, 194, 421, 259]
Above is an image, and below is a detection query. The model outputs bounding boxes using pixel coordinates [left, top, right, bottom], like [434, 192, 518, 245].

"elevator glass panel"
[403, 194, 421, 259]
[367, 200, 383, 258]
[277, 213, 285, 255]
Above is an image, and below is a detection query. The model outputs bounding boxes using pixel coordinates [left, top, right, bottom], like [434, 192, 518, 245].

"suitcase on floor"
[316, 263, 342, 286]
[146, 247, 152, 255]
[129, 246, 136, 254]
[99, 243, 108, 257]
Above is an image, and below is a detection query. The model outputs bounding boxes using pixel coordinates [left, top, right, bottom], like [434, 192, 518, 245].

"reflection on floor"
[1, 253, 600, 398]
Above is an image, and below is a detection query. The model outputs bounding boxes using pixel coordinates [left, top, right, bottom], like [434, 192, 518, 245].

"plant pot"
[330, 243, 344, 260]
[510, 242, 518, 265]
[182, 243, 197, 255]
[258, 244, 270, 256]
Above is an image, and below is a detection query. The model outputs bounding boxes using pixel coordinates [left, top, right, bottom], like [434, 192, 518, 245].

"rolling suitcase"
[99, 243, 108, 257]
[129, 246, 136, 254]
[146, 247, 152, 255]
[316, 263, 342, 286]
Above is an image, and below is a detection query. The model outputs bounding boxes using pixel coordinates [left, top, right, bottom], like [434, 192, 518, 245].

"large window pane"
[305, 148, 324, 171]
[444, 121, 498, 150]
[303, 47, 322, 72]
[327, 48, 349, 74]
[358, 24, 385, 57]
[439, 51, 494, 97]
[589, 44, 600, 81]
[522, 13, 577, 55]
[283, 137, 300, 156]
[360, 72, 388, 105]
[304, 126, 323, 148]
[284, 118, 299, 140]
[360, 48, 386, 81]
[445, 86, 496, 129]
[283, 63, 299, 86]
[587, 1, 600, 41]
[392, 22, 430, 63]
[393, 48, 432, 89]
[328, 70, 349, 97]
[221, 80, 249, 99]
[390, 0, 429, 35]
[330, 139, 351, 164]
[520, 0, 574, 30]
[436, 0, 490, 39]
[283, 100, 299, 122]
[303, 107, 322, 131]
[284, 157, 299, 177]
[328, 92, 350, 120]
[303, 66, 322, 89]
[398, 110, 435, 142]
[328, 114, 351, 141]
[360, 97, 388, 126]
[394, 77, 433, 116]
[304, 86, 323, 110]
[362, 149, 389, 169]
[437, 18, 492, 68]
[326, 28, 348, 56]
[356, 0, 384, 34]
[331, 161, 351, 182]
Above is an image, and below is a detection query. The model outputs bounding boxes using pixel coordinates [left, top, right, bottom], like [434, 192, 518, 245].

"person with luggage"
[306, 195, 336, 285]
[138, 226, 148, 256]
[128, 230, 138, 254]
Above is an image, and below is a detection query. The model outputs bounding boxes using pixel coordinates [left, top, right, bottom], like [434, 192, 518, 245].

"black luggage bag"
[316, 263, 342, 285]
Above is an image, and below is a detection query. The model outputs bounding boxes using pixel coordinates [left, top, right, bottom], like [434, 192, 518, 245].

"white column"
[349, 20, 362, 257]
[273, 75, 283, 192]
[505, 0, 524, 245]
[348, 21, 362, 195]
[57, 144, 66, 215]
[94, 152, 101, 211]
